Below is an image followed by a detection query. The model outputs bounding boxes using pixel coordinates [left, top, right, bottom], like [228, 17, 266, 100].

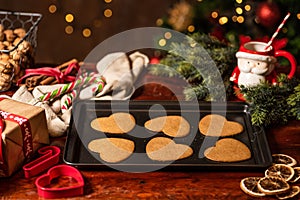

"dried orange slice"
[257, 176, 290, 195]
[276, 185, 300, 200]
[272, 154, 297, 167]
[289, 166, 300, 183]
[240, 177, 266, 197]
[265, 164, 295, 182]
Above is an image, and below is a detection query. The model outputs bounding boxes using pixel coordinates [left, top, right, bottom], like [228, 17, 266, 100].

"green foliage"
[240, 74, 300, 127]
[148, 33, 237, 101]
[287, 84, 300, 120]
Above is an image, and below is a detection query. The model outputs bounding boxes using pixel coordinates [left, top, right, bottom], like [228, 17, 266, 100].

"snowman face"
[238, 57, 271, 75]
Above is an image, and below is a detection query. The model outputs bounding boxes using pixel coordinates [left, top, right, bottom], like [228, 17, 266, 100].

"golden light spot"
[104, 0, 112, 3]
[297, 13, 300, 20]
[156, 18, 163, 26]
[219, 17, 228, 25]
[232, 15, 238, 22]
[237, 16, 244, 23]
[211, 11, 218, 19]
[245, 5, 251, 11]
[65, 14, 74, 23]
[236, 0, 243, 4]
[104, 9, 113, 18]
[236, 7, 243, 15]
[82, 28, 92, 37]
[158, 39, 167, 47]
[65, 25, 73, 34]
[48, 5, 57, 13]
[187, 25, 195, 32]
[164, 32, 172, 39]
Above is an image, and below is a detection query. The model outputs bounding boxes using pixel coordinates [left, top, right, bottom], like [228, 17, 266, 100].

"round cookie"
[91, 112, 136, 134]
[199, 114, 243, 137]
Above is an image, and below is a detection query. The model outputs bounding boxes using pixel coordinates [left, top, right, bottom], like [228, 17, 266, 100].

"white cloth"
[79, 51, 149, 100]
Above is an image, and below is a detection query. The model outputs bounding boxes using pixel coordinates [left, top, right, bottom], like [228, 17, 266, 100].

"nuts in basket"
[0, 25, 34, 91]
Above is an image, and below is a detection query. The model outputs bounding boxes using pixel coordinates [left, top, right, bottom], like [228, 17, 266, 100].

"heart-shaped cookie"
[91, 112, 135, 134]
[204, 138, 251, 162]
[146, 137, 193, 161]
[144, 116, 190, 137]
[199, 114, 243, 137]
[88, 138, 135, 163]
[35, 164, 84, 199]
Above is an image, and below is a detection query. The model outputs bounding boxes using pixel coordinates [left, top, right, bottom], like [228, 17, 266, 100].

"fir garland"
[240, 74, 300, 127]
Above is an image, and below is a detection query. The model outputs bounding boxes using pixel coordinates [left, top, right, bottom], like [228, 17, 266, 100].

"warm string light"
[48, 0, 114, 38]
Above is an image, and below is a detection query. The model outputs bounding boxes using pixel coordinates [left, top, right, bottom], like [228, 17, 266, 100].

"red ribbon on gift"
[0, 101, 33, 175]
[17, 62, 80, 86]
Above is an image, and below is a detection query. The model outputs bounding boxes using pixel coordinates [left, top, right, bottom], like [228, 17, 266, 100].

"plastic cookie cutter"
[23, 145, 60, 178]
[35, 164, 84, 198]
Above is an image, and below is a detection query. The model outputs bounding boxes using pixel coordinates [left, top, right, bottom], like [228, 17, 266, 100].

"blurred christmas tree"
[158, 0, 300, 62]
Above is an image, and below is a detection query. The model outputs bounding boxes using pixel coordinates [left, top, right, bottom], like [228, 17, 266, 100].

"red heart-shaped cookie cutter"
[35, 164, 84, 198]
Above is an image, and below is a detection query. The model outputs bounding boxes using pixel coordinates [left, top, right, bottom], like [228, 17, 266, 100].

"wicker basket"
[0, 11, 42, 53]
[0, 11, 42, 91]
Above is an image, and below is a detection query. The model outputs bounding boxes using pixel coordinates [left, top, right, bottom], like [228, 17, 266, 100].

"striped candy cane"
[38, 73, 105, 102]
[266, 12, 291, 49]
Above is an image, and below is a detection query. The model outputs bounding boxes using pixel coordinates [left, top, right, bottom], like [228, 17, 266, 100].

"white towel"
[79, 51, 149, 100]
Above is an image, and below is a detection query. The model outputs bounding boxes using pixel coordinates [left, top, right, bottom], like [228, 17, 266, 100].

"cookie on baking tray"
[146, 137, 193, 161]
[91, 112, 136, 134]
[88, 138, 135, 163]
[144, 115, 190, 137]
[199, 114, 244, 137]
[204, 138, 251, 162]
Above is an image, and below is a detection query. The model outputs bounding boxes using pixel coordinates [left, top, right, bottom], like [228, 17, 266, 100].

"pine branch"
[240, 74, 300, 127]
[148, 33, 237, 101]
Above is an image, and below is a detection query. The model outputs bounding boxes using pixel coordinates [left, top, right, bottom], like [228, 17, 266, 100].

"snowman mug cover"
[230, 41, 297, 99]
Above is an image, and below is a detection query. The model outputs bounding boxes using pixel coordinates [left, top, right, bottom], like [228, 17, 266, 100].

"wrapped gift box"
[0, 98, 49, 177]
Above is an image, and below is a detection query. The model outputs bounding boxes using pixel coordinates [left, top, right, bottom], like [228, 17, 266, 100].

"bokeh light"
[211, 11, 218, 19]
[65, 14, 74, 23]
[65, 25, 74, 34]
[158, 39, 167, 47]
[48, 4, 57, 13]
[219, 17, 228, 25]
[104, 9, 113, 18]
[82, 28, 92, 37]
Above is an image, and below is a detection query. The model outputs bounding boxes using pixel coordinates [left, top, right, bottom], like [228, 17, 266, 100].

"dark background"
[0, 0, 177, 64]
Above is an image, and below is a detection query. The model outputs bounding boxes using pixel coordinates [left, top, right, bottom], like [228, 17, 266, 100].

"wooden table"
[0, 73, 300, 200]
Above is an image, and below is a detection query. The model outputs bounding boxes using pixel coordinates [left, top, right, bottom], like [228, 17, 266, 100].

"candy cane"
[266, 12, 291, 49]
[61, 90, 77, 113]
[38, 73, 105, 102]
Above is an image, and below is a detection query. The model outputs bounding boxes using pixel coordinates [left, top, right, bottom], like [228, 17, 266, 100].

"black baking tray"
[63, 100, 272, 171]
